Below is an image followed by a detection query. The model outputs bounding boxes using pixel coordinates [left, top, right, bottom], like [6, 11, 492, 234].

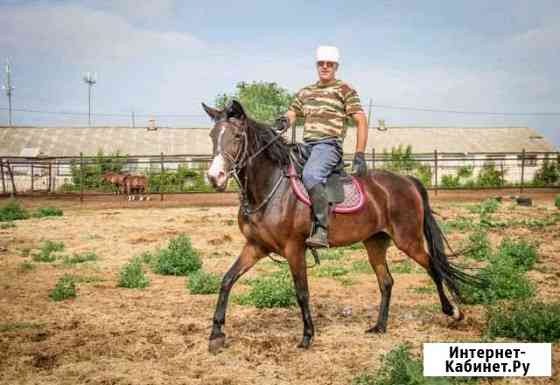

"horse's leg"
[286, 243, 314, 348]
[363, 233, 393, 333]
[209, 242, 264, 353]
[395, 238, 461, 321]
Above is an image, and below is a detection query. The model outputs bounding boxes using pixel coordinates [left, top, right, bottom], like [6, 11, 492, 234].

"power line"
[366, 103, 560, 116]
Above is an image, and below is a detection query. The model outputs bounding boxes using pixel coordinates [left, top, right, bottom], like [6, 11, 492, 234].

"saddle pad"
[288, 166, 365, 214]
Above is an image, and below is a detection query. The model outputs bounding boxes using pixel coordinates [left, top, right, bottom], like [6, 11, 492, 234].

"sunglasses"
[317, 61, 337, 68]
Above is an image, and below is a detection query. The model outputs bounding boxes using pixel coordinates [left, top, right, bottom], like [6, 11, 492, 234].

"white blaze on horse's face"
[207, 126, 228, 190]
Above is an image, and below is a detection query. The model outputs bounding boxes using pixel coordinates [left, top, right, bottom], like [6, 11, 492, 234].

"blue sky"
[1, 0, 559, 147]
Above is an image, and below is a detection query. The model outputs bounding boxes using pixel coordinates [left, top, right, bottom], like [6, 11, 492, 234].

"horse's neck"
[242, 156, 283, 205]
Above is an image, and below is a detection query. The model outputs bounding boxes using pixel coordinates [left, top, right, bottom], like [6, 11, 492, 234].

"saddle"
[287, 143, 365, 214]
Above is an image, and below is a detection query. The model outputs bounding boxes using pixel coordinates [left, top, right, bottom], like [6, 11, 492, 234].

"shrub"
[49, 274, 77, 301]
[468, 198, 500, 215]
[555, 195, 560, 209]
[151, 235, 202, 276]
[457, 165, 474, 179]
[118, 257, 150, 289]
[476, 162, 504, 187]
[32, 240, 65, 262]
[17, 261, 35, 272]
[532, 157, 559, 185]
[0, 199, 30, 222]
[486, 301, 560, 342]
[236, 272, 296, 308]
[351, 344, 475, 385]
[62, 251, 98, 265]
[187, 270, 221, 294]
[497, 238, 538, 271]
[462, 256, 535, 304]
[441, 174, 461, 188]
[463, 230, 491, 261]
[34, 207, 63, 218]
[69, 149, 128, 191]
[0, 221, 15, 229]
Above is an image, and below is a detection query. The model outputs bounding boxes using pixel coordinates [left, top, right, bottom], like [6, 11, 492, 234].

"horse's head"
[202, 100, 249, 191]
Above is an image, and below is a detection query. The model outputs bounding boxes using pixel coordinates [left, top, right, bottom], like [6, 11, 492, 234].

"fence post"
[6, 161, 16, 197]
[48, 162, 52, 193]
[160, 152, 165, 201]
[434, 149, 438, 196]
[0, 159, 5, 194]
[371, 148, 375, 170]
[500, 161, 504, 187]
[30, 162, 34, 193]
[80, 152, 84, 202]
[520, 148, 525, 193]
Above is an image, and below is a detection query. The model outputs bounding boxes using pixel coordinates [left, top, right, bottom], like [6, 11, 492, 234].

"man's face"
[316, 61, 338, 82]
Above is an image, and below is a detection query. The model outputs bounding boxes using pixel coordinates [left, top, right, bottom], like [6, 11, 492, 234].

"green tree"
[215, 81, 294, 123]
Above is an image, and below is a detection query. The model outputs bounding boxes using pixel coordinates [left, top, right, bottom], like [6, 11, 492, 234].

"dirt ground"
[0, 189, 559, 385]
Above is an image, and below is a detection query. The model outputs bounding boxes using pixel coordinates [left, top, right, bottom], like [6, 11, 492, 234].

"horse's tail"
[408, 176, 484, 301]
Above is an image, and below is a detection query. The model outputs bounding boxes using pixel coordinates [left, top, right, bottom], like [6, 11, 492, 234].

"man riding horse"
[285, 45, 369, 248]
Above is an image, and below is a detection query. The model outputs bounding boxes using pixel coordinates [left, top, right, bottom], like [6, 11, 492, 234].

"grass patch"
[69, 275, 105, 284]
[440, 217, 475, 233]
[151, 235, 202, 276]
[32, 240, 65, 262]
[49, 274, 77, 301]
[17, 260, 35, 272]
[0, 199, 30, 222]
[187, 270, 221, 294]
[0, 322, 42, 333]
[62, 251, 98, 265]
[462, 230, 491, 261]
[33, 207, 63, 218]
[314, 265, 350, 278]
[486, 301, 560, 342]
[496, 238, 538, 272]
[118, 257, 150, 289]
[468, 198, 500, 215]
[235, 271, 296, 308]
[318, 248, 345, 261]
[555, 195, 560, 209]
[461, 257, 535, 305]
[0, 221, 16, 229]
[351, 260, 372, 274]
[391, 260, 416, 274]
[352, 343, 476, 385]
[412, 284, 435, 294]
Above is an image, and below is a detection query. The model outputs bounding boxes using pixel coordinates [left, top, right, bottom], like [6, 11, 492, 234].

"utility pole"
[82, 72, 97, 127]
[3, 59, 14, 127]
[131, 110, 135, 128]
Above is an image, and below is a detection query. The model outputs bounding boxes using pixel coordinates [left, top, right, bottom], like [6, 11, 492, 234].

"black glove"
[274, 115, 290, 132]
[351, 152, 368, 178]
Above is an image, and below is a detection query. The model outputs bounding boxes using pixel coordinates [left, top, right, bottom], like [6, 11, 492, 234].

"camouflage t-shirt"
[288, 79, 364, 141]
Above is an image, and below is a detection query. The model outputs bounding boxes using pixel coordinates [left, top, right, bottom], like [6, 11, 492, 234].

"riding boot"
[305, 184, 330, 248]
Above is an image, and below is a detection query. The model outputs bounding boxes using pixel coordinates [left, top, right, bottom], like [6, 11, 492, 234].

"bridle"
[214, 118, 288, 216]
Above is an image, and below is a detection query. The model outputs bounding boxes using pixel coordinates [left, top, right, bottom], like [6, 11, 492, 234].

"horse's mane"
[245, 118, 290, 167]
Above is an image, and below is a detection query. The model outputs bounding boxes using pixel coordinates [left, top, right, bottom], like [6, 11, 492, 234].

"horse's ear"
[201, 103, 223, 121]
[226, 99, 247, 120]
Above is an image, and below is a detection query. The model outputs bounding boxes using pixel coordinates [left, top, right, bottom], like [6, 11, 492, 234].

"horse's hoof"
[365, 324, 386, 334]
[452, 307, 464, 322]
[297, 335, 312, 349]
[208, 334, 226, 354]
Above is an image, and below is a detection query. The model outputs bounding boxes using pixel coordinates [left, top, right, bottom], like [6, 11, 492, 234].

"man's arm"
[286, 110, 297, 128]
[353, 112, 368, 153]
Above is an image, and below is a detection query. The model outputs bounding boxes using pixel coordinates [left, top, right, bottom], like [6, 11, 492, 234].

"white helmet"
[316, 46, 340, 63]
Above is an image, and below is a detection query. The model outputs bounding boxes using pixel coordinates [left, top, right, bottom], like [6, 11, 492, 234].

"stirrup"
[305, 227, 329, 248]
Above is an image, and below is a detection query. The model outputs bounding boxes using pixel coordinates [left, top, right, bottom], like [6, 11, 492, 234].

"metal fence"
[0, 150, 559, 200]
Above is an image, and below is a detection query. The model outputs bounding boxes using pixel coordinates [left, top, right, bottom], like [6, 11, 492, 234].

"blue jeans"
[302, 139, 342, 190]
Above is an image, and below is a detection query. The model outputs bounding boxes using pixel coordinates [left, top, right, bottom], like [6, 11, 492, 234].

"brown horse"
[101, 171, 128, 195]
[203, 100, 480, 353]
[123, 175, 149, 201]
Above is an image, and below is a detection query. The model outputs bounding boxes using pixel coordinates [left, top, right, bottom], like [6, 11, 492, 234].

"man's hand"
[274, 115, 290, 132]
[351, 152, 368, 177]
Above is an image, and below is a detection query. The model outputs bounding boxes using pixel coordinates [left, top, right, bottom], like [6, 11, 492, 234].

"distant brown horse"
[101, 171, 128, 195]
[123, 175, 149, 201]
[203, 101, 481, 353]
